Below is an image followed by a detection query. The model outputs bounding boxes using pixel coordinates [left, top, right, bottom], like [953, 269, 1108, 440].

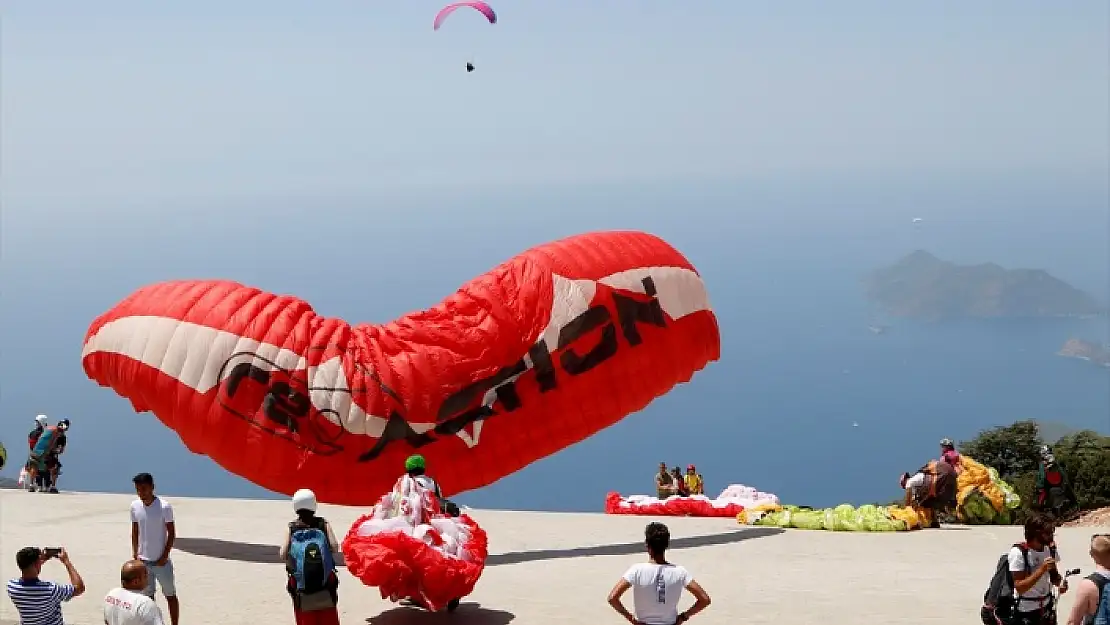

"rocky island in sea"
[1057, 338, 1110, 368]
[864, 250, 1105, 321]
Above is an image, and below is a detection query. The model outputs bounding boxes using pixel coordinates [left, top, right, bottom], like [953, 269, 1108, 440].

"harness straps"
[1014, 543, 1058, 606]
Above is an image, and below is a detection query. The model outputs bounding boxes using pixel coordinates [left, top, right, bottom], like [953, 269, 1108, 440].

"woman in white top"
[607, 522, 711, 625]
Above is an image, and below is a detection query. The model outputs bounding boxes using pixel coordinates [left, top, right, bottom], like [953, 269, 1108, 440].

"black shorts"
[45, 455, 61, 470]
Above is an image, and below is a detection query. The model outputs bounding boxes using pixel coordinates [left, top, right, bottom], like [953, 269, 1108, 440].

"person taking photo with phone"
[6, 546, 86, 625]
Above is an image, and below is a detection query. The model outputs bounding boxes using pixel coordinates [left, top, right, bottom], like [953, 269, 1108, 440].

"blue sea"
[1, 175, 1107, 511]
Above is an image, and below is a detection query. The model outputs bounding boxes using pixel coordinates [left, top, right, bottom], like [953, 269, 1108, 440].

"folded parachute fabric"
[605, 484, 779, 518]
[750, 504, 928, 532]
[955, 456, 1021, 525]
[342, 476, 488, 612]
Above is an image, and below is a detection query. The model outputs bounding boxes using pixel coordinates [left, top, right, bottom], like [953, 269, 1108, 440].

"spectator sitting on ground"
[104, 559, 166, 625]
[607, 522, 712, 625]
[6, 546, 85, 625]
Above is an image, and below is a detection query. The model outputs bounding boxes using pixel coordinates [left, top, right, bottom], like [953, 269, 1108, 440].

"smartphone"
[43, 548, 61, 559]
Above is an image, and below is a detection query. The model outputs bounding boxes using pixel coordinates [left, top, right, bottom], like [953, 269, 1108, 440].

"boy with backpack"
[279, 489, 341, 625]
[1064, 534, 1110, 625]
[982, 514, 1067, 625]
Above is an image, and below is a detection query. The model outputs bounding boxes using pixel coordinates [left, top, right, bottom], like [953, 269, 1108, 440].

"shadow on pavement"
[487, 527, 784, 566]
[366, 603, 514, 624]
[175, 527, 784, 566]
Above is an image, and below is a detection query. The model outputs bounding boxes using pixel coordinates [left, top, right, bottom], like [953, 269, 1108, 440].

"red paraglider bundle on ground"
[342, 476, 488, 612]
[604, 491, 745, 518]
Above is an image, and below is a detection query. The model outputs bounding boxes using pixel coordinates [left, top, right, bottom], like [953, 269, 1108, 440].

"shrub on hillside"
[1053, 430, 1110, 511]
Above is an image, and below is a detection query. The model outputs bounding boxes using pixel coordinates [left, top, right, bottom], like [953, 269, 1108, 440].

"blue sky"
[3, 0, 1107, 212]
[0, 2, 1107, 505]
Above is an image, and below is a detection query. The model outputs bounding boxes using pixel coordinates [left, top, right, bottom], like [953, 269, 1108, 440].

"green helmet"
[404, 454, 426, 472]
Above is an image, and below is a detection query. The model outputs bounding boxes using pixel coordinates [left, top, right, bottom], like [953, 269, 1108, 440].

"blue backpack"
[289, 520, 335, 593]
[1093, 572, 1109, 625]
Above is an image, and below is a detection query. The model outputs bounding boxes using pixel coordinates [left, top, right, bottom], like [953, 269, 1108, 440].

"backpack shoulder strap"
[1013, 543, 1032, 573]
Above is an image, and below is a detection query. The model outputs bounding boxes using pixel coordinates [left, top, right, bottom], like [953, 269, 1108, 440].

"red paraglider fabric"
[81, 230, 720, 504]
[342, 513, 488, 612]
[604, 492, 745, 518]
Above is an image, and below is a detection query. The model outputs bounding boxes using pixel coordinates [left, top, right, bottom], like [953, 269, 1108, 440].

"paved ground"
[1, 490, 1106, 624]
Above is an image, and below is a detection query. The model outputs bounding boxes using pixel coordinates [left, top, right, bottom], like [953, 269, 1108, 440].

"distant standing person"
[279, 489, 341, 625]
[7, 546, 86, 625]
[130, 473, 179, 625]
[684, 465, 704, 496]
[607, 522, 712, 625]
[44, 418, 69, 493]
[671, 467, 689, 497]
[103, 559, 167, 625]
[25, 414, 53, 492]
[655, 462, 677, 499]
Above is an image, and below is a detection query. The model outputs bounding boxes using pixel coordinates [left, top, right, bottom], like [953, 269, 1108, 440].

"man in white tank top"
[607, 522, 712, 625]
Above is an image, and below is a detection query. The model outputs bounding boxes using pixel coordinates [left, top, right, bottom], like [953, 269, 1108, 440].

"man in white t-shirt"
[1011, 514, 1068, 625]
[607, 522, 711, 625]
[104, 559, 166, 625]
[130, 472, 179, 625]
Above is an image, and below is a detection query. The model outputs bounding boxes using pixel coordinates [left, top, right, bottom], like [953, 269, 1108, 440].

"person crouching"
[900, 458, 957, 529]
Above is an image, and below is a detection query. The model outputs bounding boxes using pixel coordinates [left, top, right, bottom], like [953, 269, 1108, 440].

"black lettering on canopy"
[225, 362, 311, 432]
[557, 304, 617, 375]
[528, 341, 557, 392]
[225, 361, 269, 397]
[220, 358, 343, 455]
[356, 411, 436, 462]
[611, 276, 667, 346]
[353, 274, 669, 461]
[262, 381, 311, 432]
[436, 358, 529, 425]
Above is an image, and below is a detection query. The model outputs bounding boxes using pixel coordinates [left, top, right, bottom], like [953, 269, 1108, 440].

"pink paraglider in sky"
[433, 2, 496, 73]
[433, 2, 497, 31]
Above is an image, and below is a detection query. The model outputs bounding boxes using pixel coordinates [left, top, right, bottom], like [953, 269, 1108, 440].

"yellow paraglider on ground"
[746, 503, 930, 532]
[954, 455, 1021, 524]
[743, 455, 1019, 532]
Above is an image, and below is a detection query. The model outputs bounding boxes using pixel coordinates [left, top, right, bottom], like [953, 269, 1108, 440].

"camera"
[42, 547, 61, 559]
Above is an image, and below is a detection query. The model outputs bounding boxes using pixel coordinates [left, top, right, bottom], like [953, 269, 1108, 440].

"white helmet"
[35, 414, 48, 426]
[292, 489, 317, 514]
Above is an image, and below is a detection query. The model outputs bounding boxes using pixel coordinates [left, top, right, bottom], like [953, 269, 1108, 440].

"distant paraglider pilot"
[900, 458, 957, 528]
[431, 2, 494, 74]
[405, 454, 461, 517]
[1034, 445, 1076, 519]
